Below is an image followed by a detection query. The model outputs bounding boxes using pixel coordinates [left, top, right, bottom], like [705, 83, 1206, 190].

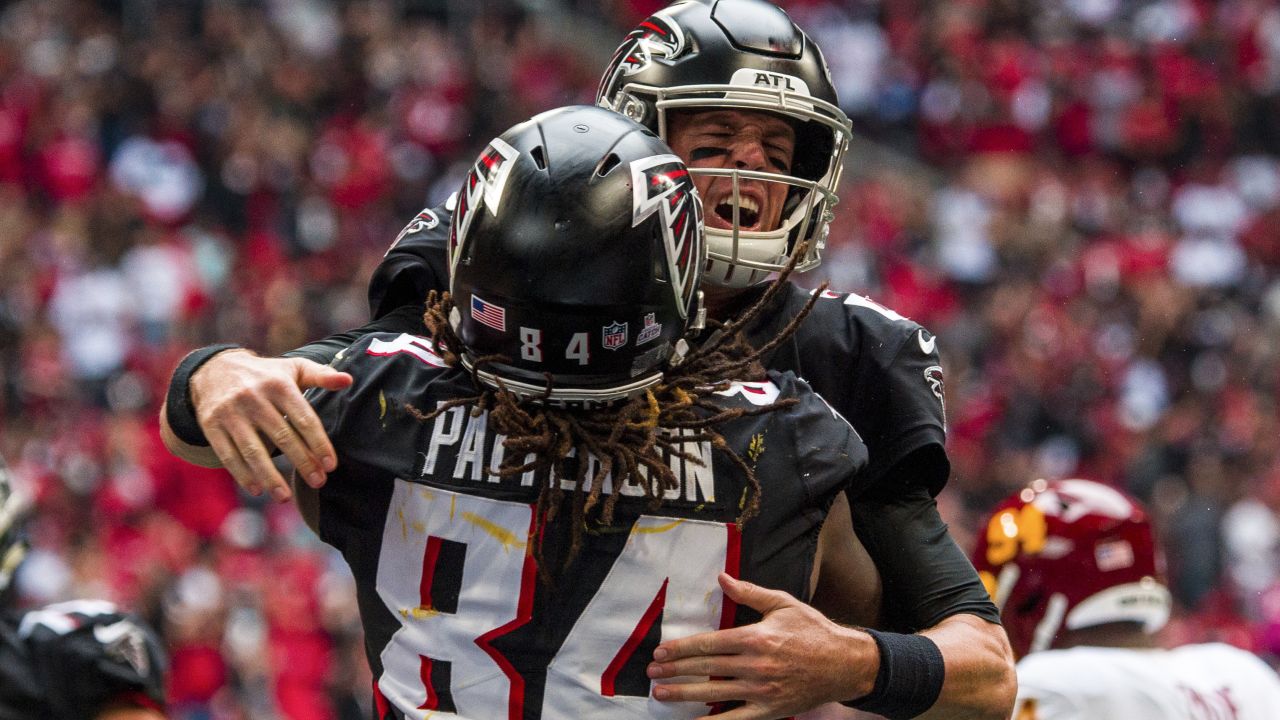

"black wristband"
[165, 344, 243, 447]
[843, 629, 945, 719]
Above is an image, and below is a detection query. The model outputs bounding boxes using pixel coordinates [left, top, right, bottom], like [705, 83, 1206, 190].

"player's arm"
[161, 206, 449, 495]
[158, 305, 431, 498]
[648, 502, 1015, 719]
[810, 493, 881, 627]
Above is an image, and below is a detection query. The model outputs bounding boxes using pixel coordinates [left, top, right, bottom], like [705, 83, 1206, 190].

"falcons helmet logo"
[597, 11, 687, 103]
[631, 153, 702, 318]
[449, 137, 519, 276]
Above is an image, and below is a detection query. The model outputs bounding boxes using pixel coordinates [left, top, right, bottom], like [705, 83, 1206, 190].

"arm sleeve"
[850, 456, 1000, 632]
[282, 305, 427, 364]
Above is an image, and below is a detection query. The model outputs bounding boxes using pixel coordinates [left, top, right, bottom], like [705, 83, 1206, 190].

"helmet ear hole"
[530, 145, 547, 171]
[595, 152, 622, 177]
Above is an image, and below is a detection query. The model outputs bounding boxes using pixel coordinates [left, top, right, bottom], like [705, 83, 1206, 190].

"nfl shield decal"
[602, 321, 628, 350]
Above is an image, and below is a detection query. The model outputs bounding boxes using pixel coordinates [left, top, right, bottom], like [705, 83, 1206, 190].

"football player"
[162, 1, 1015, 717]
[0, 455, 168, 720]
[973, 478, 1280, 719]
[172, 104, 915, 718]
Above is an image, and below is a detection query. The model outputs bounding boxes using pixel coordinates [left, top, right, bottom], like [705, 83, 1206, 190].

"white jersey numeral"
[375, 483, 733, 719]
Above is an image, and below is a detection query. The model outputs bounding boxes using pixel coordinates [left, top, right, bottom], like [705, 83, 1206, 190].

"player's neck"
[701, 282, 771, 321]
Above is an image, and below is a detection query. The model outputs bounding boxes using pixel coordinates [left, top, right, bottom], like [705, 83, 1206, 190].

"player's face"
[666, 109, 796, 234]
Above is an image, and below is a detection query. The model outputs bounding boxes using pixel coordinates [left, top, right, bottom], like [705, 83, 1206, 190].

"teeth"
[737, 196, 759, 214]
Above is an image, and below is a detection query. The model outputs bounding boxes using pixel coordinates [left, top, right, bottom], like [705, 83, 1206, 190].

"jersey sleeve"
[368, 203, 452, 319]
[859, 325, 949, 496]
[850, 478, 1000, 631]
[16, 603, 166, 720]
[779, 373, 869, 502]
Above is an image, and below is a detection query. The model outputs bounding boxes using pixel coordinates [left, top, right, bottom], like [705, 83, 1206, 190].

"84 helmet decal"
[448, 106, 705, 406]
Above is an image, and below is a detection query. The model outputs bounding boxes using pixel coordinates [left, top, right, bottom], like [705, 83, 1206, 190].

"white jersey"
[1014, 643, 1280, 720]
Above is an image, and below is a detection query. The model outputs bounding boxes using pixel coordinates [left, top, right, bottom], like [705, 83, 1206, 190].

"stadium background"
[2, 0, 1280, 716]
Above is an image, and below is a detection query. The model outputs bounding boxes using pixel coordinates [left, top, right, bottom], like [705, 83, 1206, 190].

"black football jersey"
[281, 206, 998, 633]
[366, 206, 945, 496]
[306, 332, 867, 720]
[742, 285, 948, 496]
[0, 601, 167, 720]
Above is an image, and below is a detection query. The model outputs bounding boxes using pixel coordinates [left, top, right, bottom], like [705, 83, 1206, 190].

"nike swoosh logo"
[918, 330, 936, 355]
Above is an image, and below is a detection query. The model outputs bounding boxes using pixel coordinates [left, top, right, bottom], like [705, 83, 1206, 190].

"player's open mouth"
[712, 195, 761, 230]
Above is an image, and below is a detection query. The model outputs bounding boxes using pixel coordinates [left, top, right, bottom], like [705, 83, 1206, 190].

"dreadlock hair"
[407, 245, 826, 580]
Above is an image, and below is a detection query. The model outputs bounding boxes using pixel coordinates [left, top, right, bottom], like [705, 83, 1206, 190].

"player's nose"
[728, 137, 769, 172]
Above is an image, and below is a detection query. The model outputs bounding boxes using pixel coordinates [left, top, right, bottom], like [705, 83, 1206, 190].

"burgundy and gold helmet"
[971, 478, 1172, 658]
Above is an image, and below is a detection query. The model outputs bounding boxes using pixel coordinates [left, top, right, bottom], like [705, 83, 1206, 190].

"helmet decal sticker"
[631, 153, 702, 317]
[449, 137, 519, 275]
[469, 294, 507, 332]
[602, 321, 628, 351]
[598, 11, 687, 101]
[636, 313, 663, 345]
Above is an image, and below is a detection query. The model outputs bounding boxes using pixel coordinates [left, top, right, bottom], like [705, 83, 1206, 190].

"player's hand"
[191, 349, 352, 501]
[648, 573, 876, 720]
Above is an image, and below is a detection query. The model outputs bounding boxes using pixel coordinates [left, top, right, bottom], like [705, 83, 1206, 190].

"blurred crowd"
[1, 0, 1279, 717]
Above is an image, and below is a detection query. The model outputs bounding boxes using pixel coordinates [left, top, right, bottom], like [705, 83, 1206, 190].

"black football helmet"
[448, 105, 705, 405]
[0, 453, 31, 594]
[596, 0, 852, 287]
